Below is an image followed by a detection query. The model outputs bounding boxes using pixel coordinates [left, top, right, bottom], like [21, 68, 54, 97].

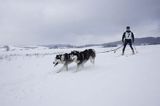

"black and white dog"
[70, 49, 96, 70]
[53, 49, 96, 72]
[53, 53, 73, 72]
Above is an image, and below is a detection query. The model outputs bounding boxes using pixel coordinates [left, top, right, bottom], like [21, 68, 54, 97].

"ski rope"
[96, 45, 123, 54]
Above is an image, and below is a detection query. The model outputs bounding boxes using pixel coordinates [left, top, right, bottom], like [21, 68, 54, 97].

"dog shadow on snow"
[54, 64, 95, 73]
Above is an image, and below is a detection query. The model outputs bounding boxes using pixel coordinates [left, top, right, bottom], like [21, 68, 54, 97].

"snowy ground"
[0, 45, 160, 106]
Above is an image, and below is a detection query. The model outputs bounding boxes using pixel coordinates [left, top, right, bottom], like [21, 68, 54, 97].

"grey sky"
[0, 0, 160, 45]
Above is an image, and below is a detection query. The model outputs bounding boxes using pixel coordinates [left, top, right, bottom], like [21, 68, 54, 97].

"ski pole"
[133, 45, 138, 53]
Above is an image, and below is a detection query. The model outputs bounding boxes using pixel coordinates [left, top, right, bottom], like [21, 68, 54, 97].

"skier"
[122, 26, 135, 55]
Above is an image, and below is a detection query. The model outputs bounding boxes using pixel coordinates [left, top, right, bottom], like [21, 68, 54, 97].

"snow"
[0, 45, 160, 106]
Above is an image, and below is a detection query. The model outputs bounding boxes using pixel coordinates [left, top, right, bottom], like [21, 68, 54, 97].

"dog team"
[53, 49, 96, 72]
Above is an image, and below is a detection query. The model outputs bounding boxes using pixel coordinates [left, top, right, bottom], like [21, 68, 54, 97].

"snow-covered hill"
[0, 45, 160, 106]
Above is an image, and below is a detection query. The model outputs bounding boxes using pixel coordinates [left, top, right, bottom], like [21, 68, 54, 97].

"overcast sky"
[0, 0, 160, 45]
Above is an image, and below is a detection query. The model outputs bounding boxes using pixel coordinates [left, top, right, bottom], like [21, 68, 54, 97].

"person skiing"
[122, 26, 135, 55]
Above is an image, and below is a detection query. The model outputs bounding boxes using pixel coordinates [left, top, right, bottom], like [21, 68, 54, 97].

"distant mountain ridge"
[42, 37, 160, 48]
[101, 37, 160, 48]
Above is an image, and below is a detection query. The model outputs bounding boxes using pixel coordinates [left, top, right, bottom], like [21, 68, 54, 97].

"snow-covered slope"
[0, 45, 160, 106]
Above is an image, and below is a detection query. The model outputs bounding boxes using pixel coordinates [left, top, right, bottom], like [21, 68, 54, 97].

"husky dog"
[70, 49, 96, 70]
[53, 53, 73, 72]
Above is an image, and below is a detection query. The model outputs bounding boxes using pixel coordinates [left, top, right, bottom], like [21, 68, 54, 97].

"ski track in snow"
[0, 45, 160, 106]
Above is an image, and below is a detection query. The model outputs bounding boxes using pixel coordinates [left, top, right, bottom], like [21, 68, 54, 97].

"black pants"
[122, 39, 134, 53]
